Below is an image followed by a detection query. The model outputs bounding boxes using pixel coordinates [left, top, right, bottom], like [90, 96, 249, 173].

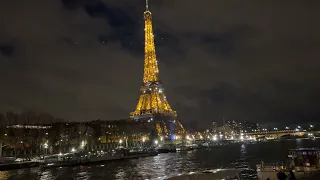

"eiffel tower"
[130, 0, 185, 140]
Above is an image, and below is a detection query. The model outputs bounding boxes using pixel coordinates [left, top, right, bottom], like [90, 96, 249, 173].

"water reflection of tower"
[239, 144, 250, 179]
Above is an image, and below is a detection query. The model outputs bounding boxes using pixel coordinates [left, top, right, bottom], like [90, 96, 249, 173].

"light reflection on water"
[39, 171, 53, 180]
[3, 139, 319, 180]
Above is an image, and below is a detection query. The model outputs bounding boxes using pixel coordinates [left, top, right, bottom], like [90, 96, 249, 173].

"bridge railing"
[247, 130, 296, 135]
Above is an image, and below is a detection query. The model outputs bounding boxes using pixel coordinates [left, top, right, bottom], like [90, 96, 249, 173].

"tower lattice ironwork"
[130, 0, 185, 138]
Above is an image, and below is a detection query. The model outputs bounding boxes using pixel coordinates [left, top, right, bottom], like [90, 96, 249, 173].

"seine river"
[1, 139, 319, 180]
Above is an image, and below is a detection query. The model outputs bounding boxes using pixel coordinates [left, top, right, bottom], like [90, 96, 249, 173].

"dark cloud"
[0, 0, 319, 128]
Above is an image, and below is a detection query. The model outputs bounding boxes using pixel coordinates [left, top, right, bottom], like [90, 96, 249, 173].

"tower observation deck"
[130, 0, 185, 139]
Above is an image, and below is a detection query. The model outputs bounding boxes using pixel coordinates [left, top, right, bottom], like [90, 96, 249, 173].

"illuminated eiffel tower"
[130, 0, 185, 140]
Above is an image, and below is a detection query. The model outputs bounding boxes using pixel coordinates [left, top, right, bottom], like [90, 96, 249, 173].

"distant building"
[0, 117, 157, 157]
[240, 121, 259, 133]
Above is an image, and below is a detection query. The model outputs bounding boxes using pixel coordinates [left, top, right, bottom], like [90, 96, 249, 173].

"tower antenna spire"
[146, 0, 149, 11]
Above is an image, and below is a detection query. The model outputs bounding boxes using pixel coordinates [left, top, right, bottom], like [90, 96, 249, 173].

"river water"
[1, 139, 319, 180]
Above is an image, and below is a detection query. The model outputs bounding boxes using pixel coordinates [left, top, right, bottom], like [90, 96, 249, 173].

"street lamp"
[80, 141, 85, 149]
[154, 140, 158, 146]
[186, 135, 190, 140]
[212, 136, 217, 141]
[142, 137, 145, 148]
[44, 143, 48, 154]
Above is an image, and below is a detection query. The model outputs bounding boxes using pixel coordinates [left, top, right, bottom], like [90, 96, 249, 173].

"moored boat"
[40, 152, 89, 168]
[40, 148, 158, 168]
[121, 148, 158, 159]
[156, 144, 176, 153]
[256, 148, 320, 179]
[176, 144, 197, 151]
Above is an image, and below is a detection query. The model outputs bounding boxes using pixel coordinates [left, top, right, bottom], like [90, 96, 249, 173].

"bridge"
[247, 130, 306, 139]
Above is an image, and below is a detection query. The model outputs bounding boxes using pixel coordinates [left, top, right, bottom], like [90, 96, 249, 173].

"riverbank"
[0, 151, 158, 171]
[3, 139, 319, 179]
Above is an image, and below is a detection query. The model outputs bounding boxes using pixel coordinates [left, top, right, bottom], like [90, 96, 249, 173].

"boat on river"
[40, 148, 158, 168]
[156, 144, 177, 153]
[165, 169, 241, 180]
[256, 148, 320, 180]
[121, 147, 158, 159]
[176, 144, 198, 151]
[40, 152, 89, 168]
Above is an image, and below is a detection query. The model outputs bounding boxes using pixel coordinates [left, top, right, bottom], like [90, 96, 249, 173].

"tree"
[0, 134, 8, 158]
[0, 114, 8, 158]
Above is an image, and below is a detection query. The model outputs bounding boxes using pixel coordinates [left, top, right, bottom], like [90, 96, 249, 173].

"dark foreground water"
[1, 139, 319, 180]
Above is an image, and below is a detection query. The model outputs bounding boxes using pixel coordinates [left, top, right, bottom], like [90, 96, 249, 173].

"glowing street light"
[43, 143, 48, 154]
[71, 148, 76, 153]
[186, 135, 190, 140]
[119, 139, 123, 144]
[81, 141, 85, 148]
[154, 140, 158, 145]
[212, 136, 217, 141]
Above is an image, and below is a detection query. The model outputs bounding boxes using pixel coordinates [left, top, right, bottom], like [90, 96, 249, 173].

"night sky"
[0, 0, 319, 128]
